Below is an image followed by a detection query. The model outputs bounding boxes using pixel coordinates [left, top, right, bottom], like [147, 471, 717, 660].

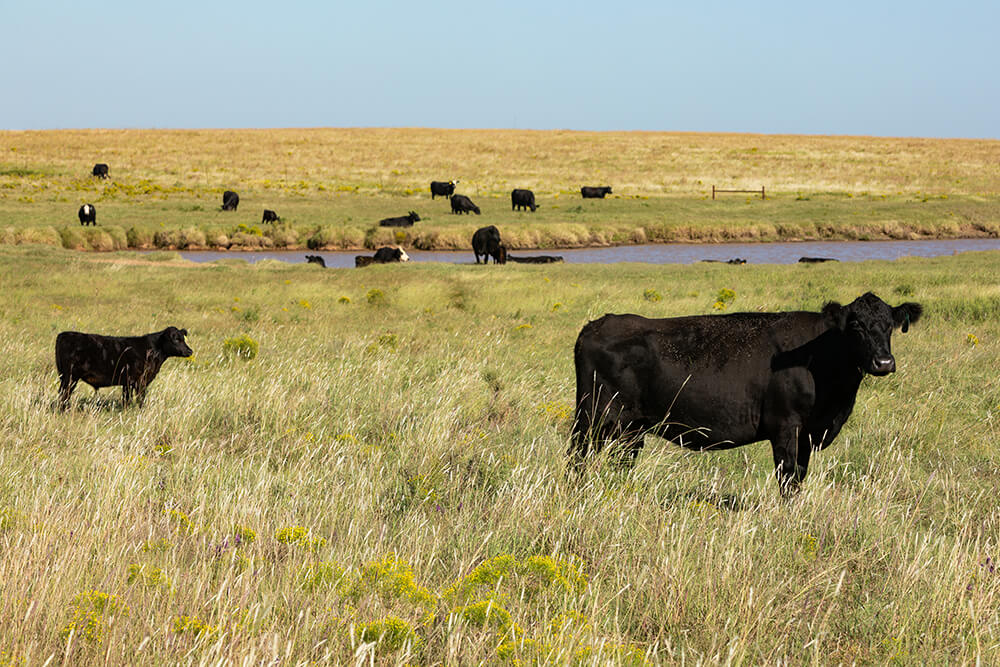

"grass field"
[1, 129, 998, 251]
[1, 243, 999, 664]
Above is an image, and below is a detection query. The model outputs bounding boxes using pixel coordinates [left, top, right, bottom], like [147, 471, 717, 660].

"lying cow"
[511, 189, 538, 212]
[507, 255, 563, 264]
[222, 190, 240, 211]
[472, 225, 507, 264]
[701, 258, 747, 265]
[262, 209, 279, 223]
[799, 257, 839, 263]
[78, 204, 97, 226]
[379, 211, 420, 227]
[570, 292, 922, 494]
[56, 326, 193, 409]
[92, 163, 109, 179]
[305, 255, 326, 267]
[356, 247, 410, 267]
[451, 194, 481, 215]
[581, 186, 612, 199]
[430, 180, 458, 199]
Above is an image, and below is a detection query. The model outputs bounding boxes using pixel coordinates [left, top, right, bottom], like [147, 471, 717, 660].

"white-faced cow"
[92, 163, 109, 179]
[430, 180, 458, 199]
[471, 225, 507, 264]
[262, 209, 279, 223]
[570, 293, 922, 495]
[222, 190, 240, 211]
[78, 204, 97, 226]
[56, 326, 193, 409]
[379, 211, 420, 227]
[511, 189, 538, 212]
[581, 186, 612, 199]
[356, 247, 410, 267]
[451, 194, 481, 215]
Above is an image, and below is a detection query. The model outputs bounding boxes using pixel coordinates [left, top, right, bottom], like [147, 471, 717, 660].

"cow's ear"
[822, 301, 847, 330]
[893, 302, 922, 333]
[180, 329, 188, 337]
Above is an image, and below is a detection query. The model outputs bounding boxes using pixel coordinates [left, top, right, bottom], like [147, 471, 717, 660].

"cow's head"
[160, 327, 194, 358]
[408, 211, 420, 222]
[823, 292, 922, 375]
[397, 248, 410, 262]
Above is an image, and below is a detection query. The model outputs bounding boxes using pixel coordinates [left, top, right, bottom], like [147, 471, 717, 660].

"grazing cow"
[570, 292, 922, 494]
[78, 204, 97, 226]
[511, 189, 538, 212]
[451, 194, 481, 215]
[262, 209, 279, 223]
[56, 326, 193, 409]
[472, 225, 507, 264]
[222, 190, 240, 211]
[799, 257, 839, 263]
[507, 255, 563, 264]
[305, 255, 326, 267]
[92, 163, 109, 179]
[379, 211, 420, 227]
[581, 186, 613, 199]
[430, 180, 458, 199]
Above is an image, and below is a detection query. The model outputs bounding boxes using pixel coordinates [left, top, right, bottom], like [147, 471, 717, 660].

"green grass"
[0, 244, 998, 663]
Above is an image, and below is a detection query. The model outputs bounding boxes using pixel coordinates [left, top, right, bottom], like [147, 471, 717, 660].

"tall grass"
[0, 245, 998, 663]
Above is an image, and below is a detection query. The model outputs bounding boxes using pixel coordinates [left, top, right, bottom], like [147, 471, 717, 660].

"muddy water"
[170, 238, 1000, 268]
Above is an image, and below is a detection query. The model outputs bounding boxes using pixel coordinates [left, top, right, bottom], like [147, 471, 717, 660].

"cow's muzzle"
[868, 356, 895, 375]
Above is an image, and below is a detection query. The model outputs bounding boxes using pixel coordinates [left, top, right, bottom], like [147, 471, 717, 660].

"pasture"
[1, 244, 999, 664]
[1, 129, 999, 251]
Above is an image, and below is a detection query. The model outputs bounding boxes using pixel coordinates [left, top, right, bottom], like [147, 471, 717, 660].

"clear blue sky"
[3, 0, 997, 138]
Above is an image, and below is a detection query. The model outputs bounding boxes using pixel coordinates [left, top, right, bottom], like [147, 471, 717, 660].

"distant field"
[1, 245, 999, 663]
[1, 128, 998, 250]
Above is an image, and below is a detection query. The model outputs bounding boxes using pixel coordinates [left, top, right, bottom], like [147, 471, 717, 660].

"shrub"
[366, 288, 385, 305]
[126, 226, 154, 248]
[643, 288, 662, 302]
[356, 616, 416, 652]
[222, 334, 259, 360]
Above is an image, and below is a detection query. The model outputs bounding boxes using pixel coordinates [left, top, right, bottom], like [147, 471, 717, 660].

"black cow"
[581, 186, 613, 199]
[701, 258, 747, 265]
[799, 257, 839, 263]
[570, 292, 922, 494]
[472, 225, 507, 264]
[430, 180, 458, 199]
[305, 255, 326, 267]
[451, 194, 481, 215]
[507, 255, 563, 264]
[355, 256, 375, 268]
[222, 190, 240, 211]
[92, 163, 109, 179]
[511, 189, 537, 212]
[56, 326, 193, 409]
[379, 211, 420, 227]
[78, 204, 97, 226]
[262, 209, 279, 223]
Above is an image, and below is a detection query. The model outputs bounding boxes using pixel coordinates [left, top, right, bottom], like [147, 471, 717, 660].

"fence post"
[712, 185, 716, 200]
[761, 186, 766, 200]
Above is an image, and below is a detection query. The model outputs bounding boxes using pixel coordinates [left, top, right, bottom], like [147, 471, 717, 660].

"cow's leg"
[771, 425, 806, 496]
[58, 375, 77, 410]
[122, 383, 134, 407]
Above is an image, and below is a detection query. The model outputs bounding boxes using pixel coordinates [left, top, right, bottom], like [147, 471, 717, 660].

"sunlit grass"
[0, 245, 998, 663]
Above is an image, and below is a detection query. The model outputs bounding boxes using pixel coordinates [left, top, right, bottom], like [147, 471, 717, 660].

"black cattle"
[507, 255, 563, 264]
[92, 163, 109, 179]
[78, 204, 97, 226]
[471, 225, 507, 264]
[701, 258, 747, 265]
[430, 180, 458, 199]
[570, 292, 922, 494]
[799, 257, 839, 263]
[56, 326, 193, 409]
[379, 211, 420, 227]
[451, 194, 481, 215]
[511, 189, 538, 212]
[355, 256, 375, 268]
[305, 255, 326, 267]
[581, 186, 612, 199]
[222, 190, 240, 211]
[262, 209, 279, 223]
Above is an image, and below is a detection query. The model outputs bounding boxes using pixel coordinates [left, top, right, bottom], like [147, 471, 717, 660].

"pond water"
[168, 238, 1000, 268]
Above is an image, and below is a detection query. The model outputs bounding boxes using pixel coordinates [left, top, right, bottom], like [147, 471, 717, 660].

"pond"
[168, 238, 1000, 268]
